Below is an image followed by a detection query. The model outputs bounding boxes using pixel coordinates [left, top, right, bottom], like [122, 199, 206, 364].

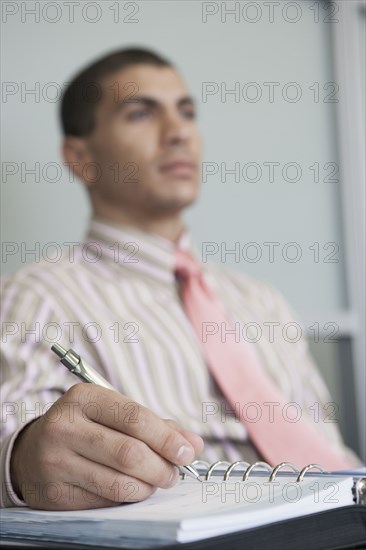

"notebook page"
[2, 474, 354, 538]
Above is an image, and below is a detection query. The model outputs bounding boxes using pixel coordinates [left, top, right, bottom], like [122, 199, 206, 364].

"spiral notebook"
[1, 461, 365, 548]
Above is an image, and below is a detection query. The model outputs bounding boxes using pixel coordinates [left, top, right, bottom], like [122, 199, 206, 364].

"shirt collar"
[84, 216, 197, 283]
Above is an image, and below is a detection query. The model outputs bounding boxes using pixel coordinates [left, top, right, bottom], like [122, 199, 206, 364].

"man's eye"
[183, 110, 196, 119]
[127, 109, 150, 120]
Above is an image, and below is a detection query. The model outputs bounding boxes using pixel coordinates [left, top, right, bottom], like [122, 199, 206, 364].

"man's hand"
[10, 384, 204, 510]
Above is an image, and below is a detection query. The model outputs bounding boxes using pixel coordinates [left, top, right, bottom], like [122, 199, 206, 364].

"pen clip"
[52, 344, 85, 379]
[51, 344, 115, 390]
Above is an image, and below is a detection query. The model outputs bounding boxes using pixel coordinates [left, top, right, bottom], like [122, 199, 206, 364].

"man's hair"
[60, 47, 173, 137]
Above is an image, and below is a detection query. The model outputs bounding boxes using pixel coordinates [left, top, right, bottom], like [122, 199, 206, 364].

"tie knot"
[174, 248, 201, 280]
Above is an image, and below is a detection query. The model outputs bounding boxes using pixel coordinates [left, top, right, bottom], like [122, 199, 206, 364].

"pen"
[51, 343, 202, 483]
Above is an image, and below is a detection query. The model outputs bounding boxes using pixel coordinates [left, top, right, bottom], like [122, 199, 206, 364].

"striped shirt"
[0, 217, 360, 507]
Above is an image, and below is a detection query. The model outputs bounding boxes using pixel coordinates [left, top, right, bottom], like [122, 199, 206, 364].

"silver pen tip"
[51, 343, 67, 359]
[182, 465, 202, 482]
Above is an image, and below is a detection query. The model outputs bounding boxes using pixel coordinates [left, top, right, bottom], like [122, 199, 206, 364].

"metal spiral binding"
[180, 460, 210, 480]
[183, 460, 329, 483]
[355, 478, 366, 505]
[242, 461, 272, 481]
[269, 462, 299, 482]
[206, 461, 232, 480]
[224, 461, 250, 481]
[296, 464, 328, 482]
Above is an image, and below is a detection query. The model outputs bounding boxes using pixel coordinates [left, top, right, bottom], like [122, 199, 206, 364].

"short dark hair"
[60, 47, 173, 137]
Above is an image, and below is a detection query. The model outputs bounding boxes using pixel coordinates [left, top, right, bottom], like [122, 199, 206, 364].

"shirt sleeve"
[0, 271, 78, 507]
[0, 423, 36, 507]
[221, 268, 363, 468]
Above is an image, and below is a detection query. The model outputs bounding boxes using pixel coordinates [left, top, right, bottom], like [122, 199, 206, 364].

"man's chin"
[149, 191, 199, 215]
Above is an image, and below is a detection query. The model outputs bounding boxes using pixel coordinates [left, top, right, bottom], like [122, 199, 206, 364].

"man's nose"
[160, 112, 190, 145]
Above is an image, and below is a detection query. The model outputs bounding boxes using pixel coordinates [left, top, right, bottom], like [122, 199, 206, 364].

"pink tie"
[174, 248, 351, 469]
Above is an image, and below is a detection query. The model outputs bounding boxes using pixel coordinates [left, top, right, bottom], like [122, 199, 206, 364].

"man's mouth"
[159, 160, 197, 177]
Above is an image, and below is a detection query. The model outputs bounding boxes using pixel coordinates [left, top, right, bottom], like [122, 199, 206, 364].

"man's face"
[84, 64, 202, 217]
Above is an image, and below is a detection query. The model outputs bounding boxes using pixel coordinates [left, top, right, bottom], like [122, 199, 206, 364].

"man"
[1, 48, 360, 511]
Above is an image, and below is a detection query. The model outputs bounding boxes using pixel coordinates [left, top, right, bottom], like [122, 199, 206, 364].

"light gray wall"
[1, 1, 364, 457]
[2, 1, 348, 316]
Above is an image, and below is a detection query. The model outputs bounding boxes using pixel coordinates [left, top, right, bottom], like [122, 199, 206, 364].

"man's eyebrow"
[113, 95, 196, 113]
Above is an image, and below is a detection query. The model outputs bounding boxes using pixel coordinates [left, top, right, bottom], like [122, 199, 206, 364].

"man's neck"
[92, 210, 185, 244]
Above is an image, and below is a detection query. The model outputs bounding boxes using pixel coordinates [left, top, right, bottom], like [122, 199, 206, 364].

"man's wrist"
[9, 417, 40, 502]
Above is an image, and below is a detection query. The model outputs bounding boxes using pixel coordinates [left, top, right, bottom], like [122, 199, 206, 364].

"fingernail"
[176, 444, 194, 463]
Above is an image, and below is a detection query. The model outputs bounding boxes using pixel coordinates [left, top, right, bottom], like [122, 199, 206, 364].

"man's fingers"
[21, 478, 121, 511]
[64, 452, 157, 504]
[68, 385, 197, 466]
[163, 419, 205, 455]
[70, 424, 180, 490]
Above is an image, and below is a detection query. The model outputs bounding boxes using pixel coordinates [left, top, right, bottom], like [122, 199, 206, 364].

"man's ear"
[61, 136, 97, 189]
